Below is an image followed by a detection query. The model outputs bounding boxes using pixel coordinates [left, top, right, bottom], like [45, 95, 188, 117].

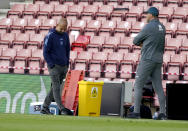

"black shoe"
[127, 112, 141, 119]
[61, 108, 74, 116]
[157, 113, 167, 120]
[40, 108, 53, 115]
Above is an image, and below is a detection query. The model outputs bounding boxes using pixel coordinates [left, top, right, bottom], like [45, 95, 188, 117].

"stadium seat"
[99, 20, 117, 37]
[107, 52, 124, 62]
[102, 36, 120, 52]
[16, 49, 32, 58]
[84, 20, 102, 36]
[136, 0, 150, 8]
[0, 18, 13, 33]
[125, 6, 144, 22]
[66, 5, 84, 22]
[130, 21, 146, 34]
[28, 34, 44, 49]
[37, 4, 54, 21]
[12, 33, 30, 50]
[92, 0, 106, 7]
[165, 38, 182, 54]
[77, 0, 90, 6]
[167, 54, 187, 80]
[0, 56, 12, 73]
[104, 60, 118, 78]
[0, 33, 15, 49]
[92, 51, 108, 62]
[51, 5, 69, 21]
[166, 0, 182, 7]
[24, 19, 42, 34]
[117, 37, 133, 53]
[114, 21, 132, 37]
[63, 0, 75, 5]
[150, 0, 166, 7]
[171, 7, 188, 24]
[13, 57, 27, 74]
[96, 5, 114, 22]
[88, 59, 102, 78]
[69, 20, 87, 34]
[7, 4, 25, 19]
[164, 22, 178, 37]
[119, 53, 139, 79]
[71, 35, 91, 51]
[31, 49, 44, 60]
[23, 4, 40, 19]
[2, 48, 17, 59]
[77, 51, 93, 61]
[74, 51, 92, 71]
[110, 5, 128, 22]
[28, 57, 41, 74]
[106, 0, 120, 7]
[179, 38, 188, 54]
[87, 36, 105, 52]
[121, 0, 134, 8]
[176, 23, 188, 39]
[81, 5, 98, 21]
[39, 19, 56, 35]
[124, 52, 140, 64]
[74, 60, 88, 71]
[158, 7, 174, 24]
[10, 18, 27, 33]
[88, 51, 108, 78]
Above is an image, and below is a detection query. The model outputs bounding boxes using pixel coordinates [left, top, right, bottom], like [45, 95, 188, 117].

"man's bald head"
[56, 17, 68, 33]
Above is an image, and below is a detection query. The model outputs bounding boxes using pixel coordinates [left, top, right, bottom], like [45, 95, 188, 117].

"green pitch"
[0, 114, 188, 131]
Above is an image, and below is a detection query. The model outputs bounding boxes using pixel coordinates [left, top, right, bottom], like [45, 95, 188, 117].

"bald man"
[41, 18, 72, 115]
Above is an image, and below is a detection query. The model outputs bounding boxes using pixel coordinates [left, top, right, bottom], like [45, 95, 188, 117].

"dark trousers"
[43, 64, 68, 111]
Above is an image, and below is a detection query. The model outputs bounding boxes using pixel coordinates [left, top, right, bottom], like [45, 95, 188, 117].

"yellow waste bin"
[78, 80, 104, 117]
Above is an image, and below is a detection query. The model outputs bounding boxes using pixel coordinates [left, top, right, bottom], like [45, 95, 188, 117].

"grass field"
[0, 114, 188, 131]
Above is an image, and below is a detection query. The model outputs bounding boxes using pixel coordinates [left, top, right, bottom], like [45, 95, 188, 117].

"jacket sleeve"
[66, 33, 70, 66]
[43, 33, 54, 68]
[133, 25, 150, 46]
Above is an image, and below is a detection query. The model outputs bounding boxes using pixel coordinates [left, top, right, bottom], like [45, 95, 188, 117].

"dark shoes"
[157, 113, 167, 120]
[127, 112, 141, 119]
[40, 108, 53, 115]
[61, 108, 74, 116]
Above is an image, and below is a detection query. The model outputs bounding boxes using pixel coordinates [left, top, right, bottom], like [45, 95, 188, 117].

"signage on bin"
[91, 87, 98, 98]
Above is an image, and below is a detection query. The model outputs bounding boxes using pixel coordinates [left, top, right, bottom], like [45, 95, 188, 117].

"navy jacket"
[43, 28, 70, 68]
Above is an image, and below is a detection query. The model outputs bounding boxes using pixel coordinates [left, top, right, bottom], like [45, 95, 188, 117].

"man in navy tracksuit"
[127, 7, 166, 120]
[41, 18, 72, 115]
